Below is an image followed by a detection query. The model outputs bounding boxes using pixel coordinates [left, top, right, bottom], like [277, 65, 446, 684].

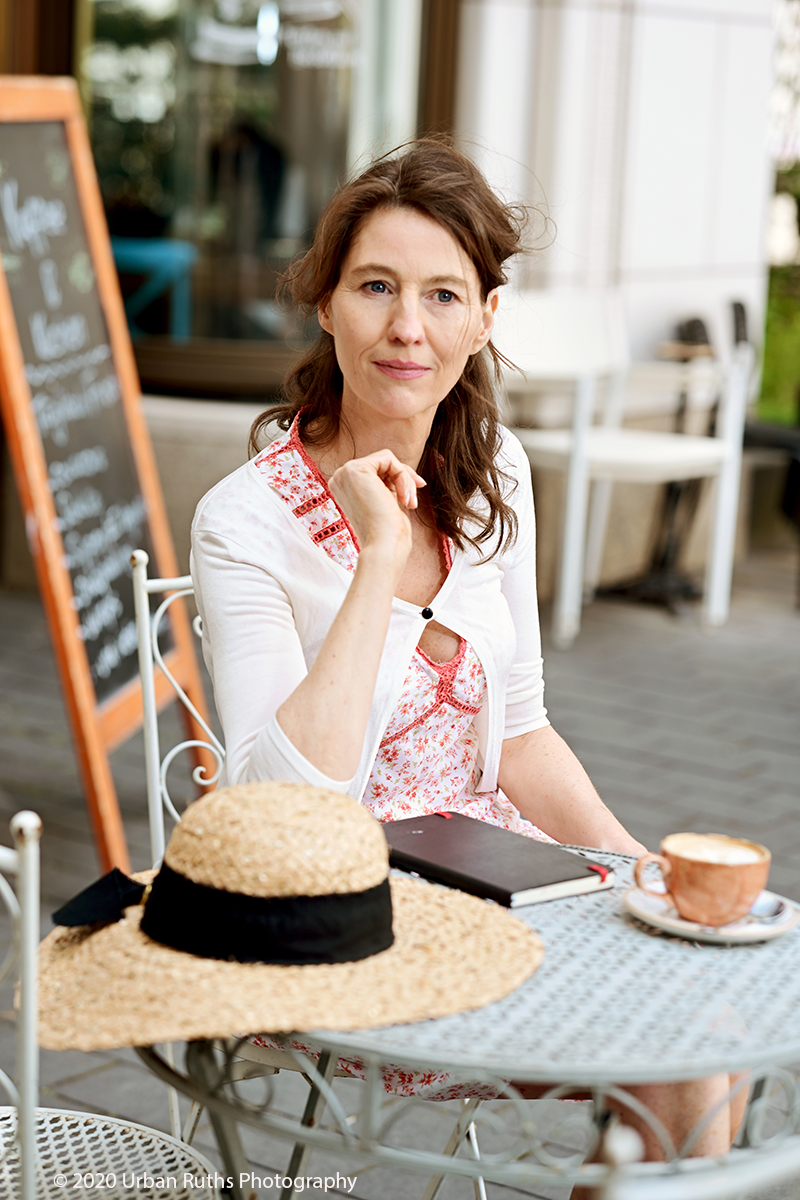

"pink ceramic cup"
[634, 832, 771, 927]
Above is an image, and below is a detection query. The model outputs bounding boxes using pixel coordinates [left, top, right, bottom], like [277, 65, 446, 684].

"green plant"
[760, 264, 800, 425]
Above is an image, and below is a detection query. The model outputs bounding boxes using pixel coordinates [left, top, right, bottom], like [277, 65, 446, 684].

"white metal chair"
[494, 290, 754, 648]
[0, 811, 220, 1200]
[131, 549, 491, 1199]
[132, 549, 315, 1141]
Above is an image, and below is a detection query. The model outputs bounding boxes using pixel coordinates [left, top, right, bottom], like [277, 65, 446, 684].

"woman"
[192, 140, 642, 851]
[191, 140, 744, 1158]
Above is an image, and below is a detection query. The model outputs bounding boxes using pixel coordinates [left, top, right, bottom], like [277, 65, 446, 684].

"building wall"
[455, 0, 776, 359]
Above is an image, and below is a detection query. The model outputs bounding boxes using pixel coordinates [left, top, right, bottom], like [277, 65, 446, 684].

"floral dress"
[249, 419, 554, 1098]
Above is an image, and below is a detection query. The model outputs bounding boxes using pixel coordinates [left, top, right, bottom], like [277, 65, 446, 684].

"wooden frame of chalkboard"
[0, 77, 211, 872]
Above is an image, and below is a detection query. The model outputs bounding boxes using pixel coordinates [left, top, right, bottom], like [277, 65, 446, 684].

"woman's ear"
[318, 300, 333, 335]
[469, 288, 499, 354]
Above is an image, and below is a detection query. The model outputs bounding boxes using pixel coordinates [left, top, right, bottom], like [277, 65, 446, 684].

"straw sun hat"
[38, 782, 544, 1051]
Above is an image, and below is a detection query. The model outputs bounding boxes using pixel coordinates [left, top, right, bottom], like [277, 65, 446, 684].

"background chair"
[111, 238, 198, 341]
[493, 290, 753, 648]
[0, 811, 219, 1200]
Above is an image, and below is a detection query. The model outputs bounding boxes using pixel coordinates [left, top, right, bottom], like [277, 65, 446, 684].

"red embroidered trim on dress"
[293, 494, 328, 517]
[380, 638, 481, 747]
[288, 417, 361, 552]
[312, 519, 348, 544]
[416, 639, 463, 670]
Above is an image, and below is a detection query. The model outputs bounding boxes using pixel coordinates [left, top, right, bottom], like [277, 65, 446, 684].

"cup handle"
[634, 852, 675, 907]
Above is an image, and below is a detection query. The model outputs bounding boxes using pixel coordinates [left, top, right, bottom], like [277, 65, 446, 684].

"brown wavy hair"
[249, 138, 528, 557]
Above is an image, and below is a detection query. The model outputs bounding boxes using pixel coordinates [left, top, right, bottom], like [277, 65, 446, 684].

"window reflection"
[80, 0, 356, 356]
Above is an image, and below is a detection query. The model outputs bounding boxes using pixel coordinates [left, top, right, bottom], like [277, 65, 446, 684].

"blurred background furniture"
[494, 290, 753, 648]
[739, 283, 800, 606]
[0, 811, 219, 1200]
[597, 315, 718, 614]
[111, 238, 198, 341]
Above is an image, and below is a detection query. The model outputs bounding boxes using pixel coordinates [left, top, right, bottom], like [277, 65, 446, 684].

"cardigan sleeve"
[497, 430, 550, 739]
[190, 524, 354, 792]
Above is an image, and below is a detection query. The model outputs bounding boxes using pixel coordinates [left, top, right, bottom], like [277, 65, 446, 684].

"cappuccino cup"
[634, 832, 771, 927]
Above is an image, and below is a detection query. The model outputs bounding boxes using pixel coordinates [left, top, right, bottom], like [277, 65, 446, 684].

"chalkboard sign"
[1, 117, 161, 701]
[0, 78, 210, 871]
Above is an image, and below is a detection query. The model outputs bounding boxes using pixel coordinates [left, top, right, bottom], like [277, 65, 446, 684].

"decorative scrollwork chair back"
[0, 812, 220, 1200]
[131, 549, 224, 867]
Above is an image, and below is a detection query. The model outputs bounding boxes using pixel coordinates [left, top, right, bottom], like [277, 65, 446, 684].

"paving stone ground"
[0, 547, 799, 1198]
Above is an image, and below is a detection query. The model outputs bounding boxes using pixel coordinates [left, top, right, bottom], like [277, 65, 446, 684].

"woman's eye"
[366, 281, 388, 294]
[436, 289, 455, 303]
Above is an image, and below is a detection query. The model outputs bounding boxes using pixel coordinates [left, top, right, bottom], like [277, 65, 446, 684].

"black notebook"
[383, 812, 615, 908]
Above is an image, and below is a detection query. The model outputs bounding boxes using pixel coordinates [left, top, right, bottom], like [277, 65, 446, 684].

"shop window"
[77, 0, 422, 396]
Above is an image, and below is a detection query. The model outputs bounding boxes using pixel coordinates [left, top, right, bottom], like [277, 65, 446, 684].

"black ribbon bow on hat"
[51, 864, 394, 966]
[52, 867, 146, 926]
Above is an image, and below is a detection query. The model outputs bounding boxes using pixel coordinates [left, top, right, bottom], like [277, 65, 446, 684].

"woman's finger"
[385, 470, 416, 509]
[370, 452, 426, 509]
[330, 451, 427, 521]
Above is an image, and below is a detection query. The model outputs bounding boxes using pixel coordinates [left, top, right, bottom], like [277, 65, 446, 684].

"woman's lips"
[374, 359, 431, 380]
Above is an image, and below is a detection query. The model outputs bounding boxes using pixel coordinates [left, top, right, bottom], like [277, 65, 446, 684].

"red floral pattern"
[248, 1033, 508, 1099]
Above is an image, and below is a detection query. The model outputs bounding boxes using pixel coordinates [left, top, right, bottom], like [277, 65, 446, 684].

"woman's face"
[318, 206, 497, 440]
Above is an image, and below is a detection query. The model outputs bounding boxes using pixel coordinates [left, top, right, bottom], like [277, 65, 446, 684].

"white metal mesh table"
[139, 851, 800, 1200]
[318, 850, 800, 1083]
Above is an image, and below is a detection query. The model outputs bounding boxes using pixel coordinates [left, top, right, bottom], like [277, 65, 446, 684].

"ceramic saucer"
[623, 885, 799, 944]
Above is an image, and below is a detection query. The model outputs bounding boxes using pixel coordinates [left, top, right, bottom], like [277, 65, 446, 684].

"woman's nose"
[387, 297, 424, 343]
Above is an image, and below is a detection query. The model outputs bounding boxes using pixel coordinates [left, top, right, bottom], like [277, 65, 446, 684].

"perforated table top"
[314, 851, 800, 1084]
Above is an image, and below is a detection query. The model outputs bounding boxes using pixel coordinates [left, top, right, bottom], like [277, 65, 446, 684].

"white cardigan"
[190, 425, 549, 798]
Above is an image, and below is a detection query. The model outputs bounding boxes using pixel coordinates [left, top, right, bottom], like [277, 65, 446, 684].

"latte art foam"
[663, 833, 764, 865]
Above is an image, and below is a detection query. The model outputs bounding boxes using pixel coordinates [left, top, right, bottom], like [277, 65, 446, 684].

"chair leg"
[704, 463, 738, 628]
[553, 376, 595, 649]
[186, 1040, 253, 1200]
[420, 1097, 483, 1200]
[163, 1043, 183, 1141]
[584, 480, 613, 600]
[705, 344, 749, 628]
[466, 1113, 488, 1200]
[182, 1101, 204, 1145]
[280, 1051, 337, 1200]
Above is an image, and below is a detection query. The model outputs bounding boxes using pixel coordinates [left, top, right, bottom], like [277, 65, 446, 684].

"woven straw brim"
[38, 877, 544, 1050]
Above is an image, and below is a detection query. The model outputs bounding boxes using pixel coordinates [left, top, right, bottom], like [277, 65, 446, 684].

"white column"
[620, 0, 776, 357]
[455, 0, 537, 206]
[530, 1, 634, 291]
[453, 0, 776, 358]
[348, 0, 423, 169]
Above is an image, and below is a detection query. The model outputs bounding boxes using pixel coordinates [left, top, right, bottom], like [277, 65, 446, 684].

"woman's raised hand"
[328, 450, 426, 577]
[276, 450, 425, 780]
